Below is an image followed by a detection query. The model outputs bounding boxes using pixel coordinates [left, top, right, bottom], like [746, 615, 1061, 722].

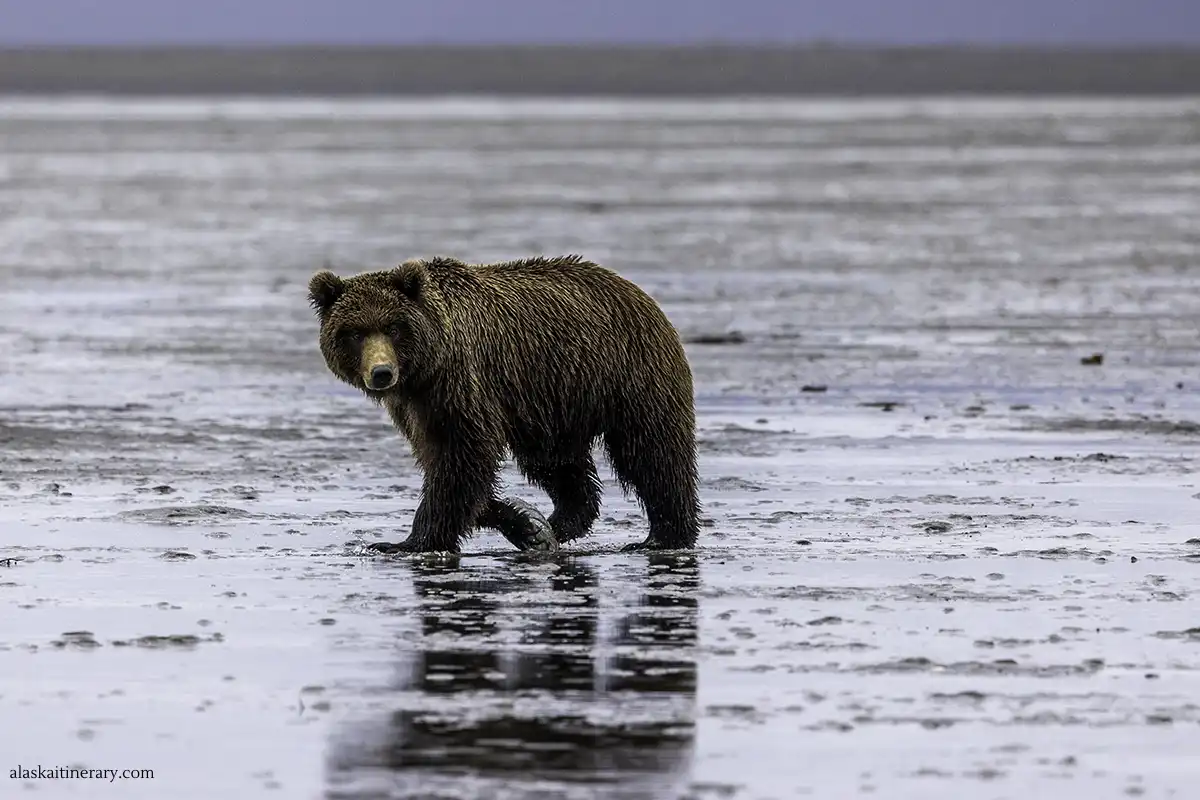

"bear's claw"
[620, 537, 681, 552]
[365, 539, 423, 555]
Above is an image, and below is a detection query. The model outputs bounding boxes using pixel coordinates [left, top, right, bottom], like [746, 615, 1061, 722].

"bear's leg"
[368, 449, 498, 554]
[518, 456, 603, 544]
[476, 496, 559, 553]
[604, 428, 700, 551]
[366, 497, 435, 554]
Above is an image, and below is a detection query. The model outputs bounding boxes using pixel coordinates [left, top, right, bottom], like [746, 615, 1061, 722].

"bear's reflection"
[326, 554, 699, 799]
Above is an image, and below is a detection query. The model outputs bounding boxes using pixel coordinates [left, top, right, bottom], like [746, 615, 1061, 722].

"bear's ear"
[308, 270, 345, 316]
[389, 260, 428, 301]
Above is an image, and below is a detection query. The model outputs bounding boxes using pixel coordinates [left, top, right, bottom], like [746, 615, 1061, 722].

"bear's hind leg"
[518, 455, 603, 544]
[604, 427, 700, 551]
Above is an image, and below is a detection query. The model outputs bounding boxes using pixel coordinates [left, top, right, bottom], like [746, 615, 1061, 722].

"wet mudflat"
[1, 97, 1199, 799]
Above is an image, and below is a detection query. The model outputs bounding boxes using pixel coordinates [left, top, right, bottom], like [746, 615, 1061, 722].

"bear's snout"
[360, 334, 399, 391]
[369, 364, 395, 390]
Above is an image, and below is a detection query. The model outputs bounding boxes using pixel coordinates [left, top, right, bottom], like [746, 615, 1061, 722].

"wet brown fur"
[308, 254, 700, 554]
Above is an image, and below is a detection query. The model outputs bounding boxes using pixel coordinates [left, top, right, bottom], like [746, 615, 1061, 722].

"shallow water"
[1, 97, 1199, 799]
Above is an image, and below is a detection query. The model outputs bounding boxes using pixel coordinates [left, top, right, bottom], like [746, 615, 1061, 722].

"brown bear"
[308, 254, 700, 554]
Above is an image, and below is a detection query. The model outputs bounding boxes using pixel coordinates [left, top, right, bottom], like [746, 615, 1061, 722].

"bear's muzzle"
[361, 334, 399, 391]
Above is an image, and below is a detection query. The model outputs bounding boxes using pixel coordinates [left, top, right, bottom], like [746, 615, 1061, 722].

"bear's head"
[308, 260, 441, 397]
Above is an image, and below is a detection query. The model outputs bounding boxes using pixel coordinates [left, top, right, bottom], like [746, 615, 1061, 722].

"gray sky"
[1, 0, 1198, 45]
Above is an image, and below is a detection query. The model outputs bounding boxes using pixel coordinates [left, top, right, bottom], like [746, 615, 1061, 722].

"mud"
[1, 97, 1199, 799]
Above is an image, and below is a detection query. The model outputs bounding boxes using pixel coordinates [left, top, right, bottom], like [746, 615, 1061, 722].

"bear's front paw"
[519, 521, 559, 554]
[496, 497, 559, 554]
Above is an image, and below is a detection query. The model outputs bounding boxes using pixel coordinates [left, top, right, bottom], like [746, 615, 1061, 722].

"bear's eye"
[342, 329, 365, 344]
[387, 325, 401, 339]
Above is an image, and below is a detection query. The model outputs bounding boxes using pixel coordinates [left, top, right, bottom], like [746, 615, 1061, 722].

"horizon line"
[3, 40, 1200, 51]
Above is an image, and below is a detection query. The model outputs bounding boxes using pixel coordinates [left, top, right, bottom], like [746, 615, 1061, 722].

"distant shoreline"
[1, 45, 1200, 96]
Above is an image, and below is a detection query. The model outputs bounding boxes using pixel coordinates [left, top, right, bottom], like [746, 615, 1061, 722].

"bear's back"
[430, 255, 687, 416]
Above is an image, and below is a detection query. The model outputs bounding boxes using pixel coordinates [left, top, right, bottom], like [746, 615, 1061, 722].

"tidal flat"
[1, 96, 1198, 799]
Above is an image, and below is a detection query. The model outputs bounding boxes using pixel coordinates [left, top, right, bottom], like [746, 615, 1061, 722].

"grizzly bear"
[308, 254, 701, 554]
